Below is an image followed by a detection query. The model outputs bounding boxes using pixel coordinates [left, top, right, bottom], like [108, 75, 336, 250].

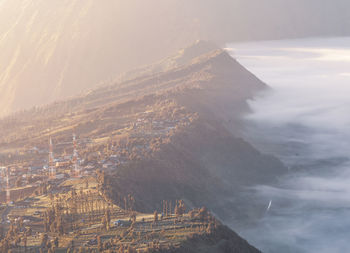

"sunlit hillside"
[1, 0, 350, 116]
[0, 0, 202, 116]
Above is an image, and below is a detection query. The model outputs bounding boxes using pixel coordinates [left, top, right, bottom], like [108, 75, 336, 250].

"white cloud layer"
[228, 37, 350, 253]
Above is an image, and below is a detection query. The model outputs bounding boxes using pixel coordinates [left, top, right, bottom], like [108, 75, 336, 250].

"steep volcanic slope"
[0, 0, 184, 115]
[1, 0, 350, 116]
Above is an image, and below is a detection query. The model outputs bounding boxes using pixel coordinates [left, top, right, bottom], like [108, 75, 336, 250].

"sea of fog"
[227, 37, 350, 253]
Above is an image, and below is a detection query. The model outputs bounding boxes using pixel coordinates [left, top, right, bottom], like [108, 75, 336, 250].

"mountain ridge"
[0, 42, 285, 252]
[1, 41, 285, 225]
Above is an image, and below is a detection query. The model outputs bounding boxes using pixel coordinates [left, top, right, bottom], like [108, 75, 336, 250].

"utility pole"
[49, 137, 56, 179]
[6, 167, 10, 203]
[72, 134, 81, 177]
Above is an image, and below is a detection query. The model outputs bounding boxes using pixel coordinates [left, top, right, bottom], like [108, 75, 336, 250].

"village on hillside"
[0, 103, 219, 252]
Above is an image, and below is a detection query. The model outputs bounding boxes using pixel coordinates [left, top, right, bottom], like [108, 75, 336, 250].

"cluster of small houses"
[0, 111, 193, 204]
[132, 114, 191, 136]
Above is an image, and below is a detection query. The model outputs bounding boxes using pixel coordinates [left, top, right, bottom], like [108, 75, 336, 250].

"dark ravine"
[153, 224, 262, 253]
[106, 117, 284, 217]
